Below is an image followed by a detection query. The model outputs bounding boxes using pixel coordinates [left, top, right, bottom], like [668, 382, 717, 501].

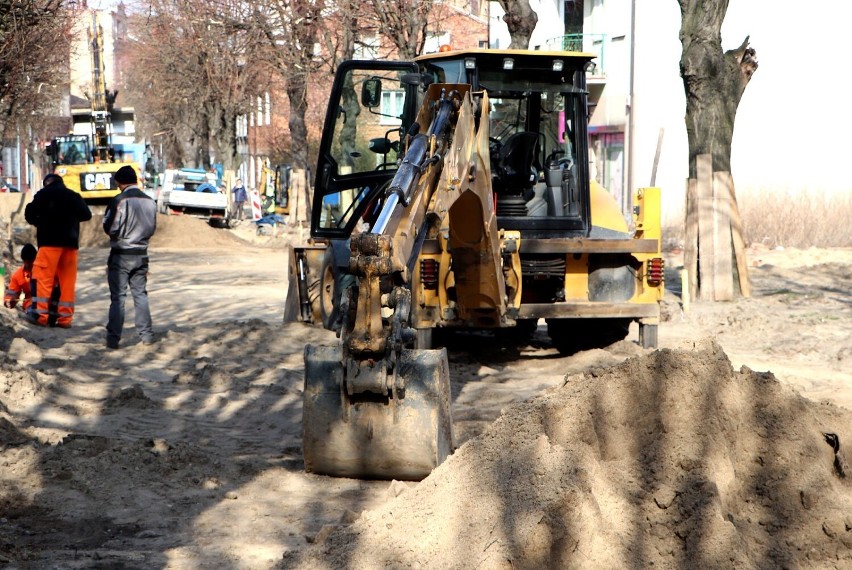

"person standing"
[231, 178, 247, 221]
[103, 165, 158, 349]
[23, 173, 92, 327]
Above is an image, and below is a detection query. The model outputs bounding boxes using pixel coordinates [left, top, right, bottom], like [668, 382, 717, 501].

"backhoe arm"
[303, 84, 512, 480]
[302, 85, 468, 480]
[340, 86, 463, 393]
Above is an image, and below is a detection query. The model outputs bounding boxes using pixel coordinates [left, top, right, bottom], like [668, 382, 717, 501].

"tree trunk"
[212, 110, 238, 171]
[199, 115, 212, 170]
[287, 79, 309, 172]
[679, 0, 757, 300]
[497, 0, 538, 49]
[680, 27, 756, 170]
[287, 76, 312, 224]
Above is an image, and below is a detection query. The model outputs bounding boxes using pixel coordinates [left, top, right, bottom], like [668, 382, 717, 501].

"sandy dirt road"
[0, 211, 850, 568]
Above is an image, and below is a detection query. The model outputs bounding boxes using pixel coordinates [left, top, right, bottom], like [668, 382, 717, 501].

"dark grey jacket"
[103, 185, 157, 253]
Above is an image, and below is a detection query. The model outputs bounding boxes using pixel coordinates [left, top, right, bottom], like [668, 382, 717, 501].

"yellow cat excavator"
[48, 11, 141, 202]
[285, 49, 664, 481]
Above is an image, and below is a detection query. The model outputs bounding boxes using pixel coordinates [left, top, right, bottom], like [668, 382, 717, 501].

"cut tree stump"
[697, 154, 715, 300]
[716, 171, 751, 297]
[684, 154, 750, 301]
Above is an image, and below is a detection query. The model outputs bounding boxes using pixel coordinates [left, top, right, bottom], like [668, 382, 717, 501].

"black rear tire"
[319, 250, 340, 330]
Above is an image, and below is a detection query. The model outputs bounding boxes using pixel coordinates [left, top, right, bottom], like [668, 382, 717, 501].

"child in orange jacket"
[4, 243, 37, 311]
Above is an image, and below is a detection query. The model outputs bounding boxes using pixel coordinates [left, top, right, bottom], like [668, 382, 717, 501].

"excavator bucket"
[302, 344, 454, 481]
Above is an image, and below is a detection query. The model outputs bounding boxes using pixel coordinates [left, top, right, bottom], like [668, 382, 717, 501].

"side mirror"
[369, 137, 392, 155]
[361, 78, 382, 108]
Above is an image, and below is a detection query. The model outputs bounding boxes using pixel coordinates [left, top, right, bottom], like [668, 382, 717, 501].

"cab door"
[311, 60, 420, 239]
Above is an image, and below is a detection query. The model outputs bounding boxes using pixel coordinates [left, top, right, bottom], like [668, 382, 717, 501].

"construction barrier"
[249, 189, 262, 221]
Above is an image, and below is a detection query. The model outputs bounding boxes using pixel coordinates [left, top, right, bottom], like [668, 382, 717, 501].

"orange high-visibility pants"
[30, 246, 79, 327]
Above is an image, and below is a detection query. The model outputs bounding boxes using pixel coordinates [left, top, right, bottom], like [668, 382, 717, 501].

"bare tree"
[317, 0, 358, 67]
[497, 0, 538, 49]
[0, 0, 72, 141]
[364, 0, 435, 59]
[122, 0, 269, 170]
[251, 0, 327, 172]
[679, 0, 758, 300]
[679, 2, 756, 174]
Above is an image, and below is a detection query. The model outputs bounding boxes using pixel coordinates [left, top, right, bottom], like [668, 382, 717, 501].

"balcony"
[542, 33, 607, 78]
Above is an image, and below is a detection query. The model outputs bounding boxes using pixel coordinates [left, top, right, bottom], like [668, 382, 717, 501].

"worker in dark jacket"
[103, 165, 157, 349]
[23, 173, 92, 327]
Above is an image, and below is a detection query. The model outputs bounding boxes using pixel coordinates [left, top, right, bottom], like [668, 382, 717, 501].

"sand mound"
[78, 213, 251, 250]
[284, 340, 852, 569]
[149, 215, 250, 249]
[2, 191, 286, 255]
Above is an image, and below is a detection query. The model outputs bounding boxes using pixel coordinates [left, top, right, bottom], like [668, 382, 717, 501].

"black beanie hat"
[21, 243, 37, 262]
[114, 165, 137, 184]
[42, 173, 63, 186]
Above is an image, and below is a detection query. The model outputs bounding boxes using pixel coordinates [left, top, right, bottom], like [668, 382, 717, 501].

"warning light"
[420, 259, 439, 289]
[646, 258, 665, 286]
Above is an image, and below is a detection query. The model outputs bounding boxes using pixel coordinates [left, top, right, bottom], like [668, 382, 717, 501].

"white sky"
[723, 2, 852, 193]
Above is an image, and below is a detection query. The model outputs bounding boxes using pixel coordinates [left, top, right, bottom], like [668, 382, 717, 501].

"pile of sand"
[284, 340, 852, 569]
[78, 213, 252, 250]
[1, 190, 289, 255]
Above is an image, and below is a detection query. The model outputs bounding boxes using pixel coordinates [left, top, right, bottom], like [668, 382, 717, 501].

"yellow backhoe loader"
[284, 49, 664, 481]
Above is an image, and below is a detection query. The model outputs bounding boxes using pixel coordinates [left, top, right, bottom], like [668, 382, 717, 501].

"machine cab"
[311, 60, 421, 238]
[49, 135, 92, 167]
[311, 50, 597, 239]
[418, 49, 596, 238]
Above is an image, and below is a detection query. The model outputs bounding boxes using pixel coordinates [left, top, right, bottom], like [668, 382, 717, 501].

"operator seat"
[492, 131, 540, 196]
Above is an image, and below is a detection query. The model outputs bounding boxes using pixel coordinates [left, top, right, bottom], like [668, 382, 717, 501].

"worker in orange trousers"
[23, 174, 92, 327]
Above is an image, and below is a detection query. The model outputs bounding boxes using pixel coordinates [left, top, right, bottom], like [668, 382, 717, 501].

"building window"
[380, 90, 405, 125]
[264, 92, 271, 126]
